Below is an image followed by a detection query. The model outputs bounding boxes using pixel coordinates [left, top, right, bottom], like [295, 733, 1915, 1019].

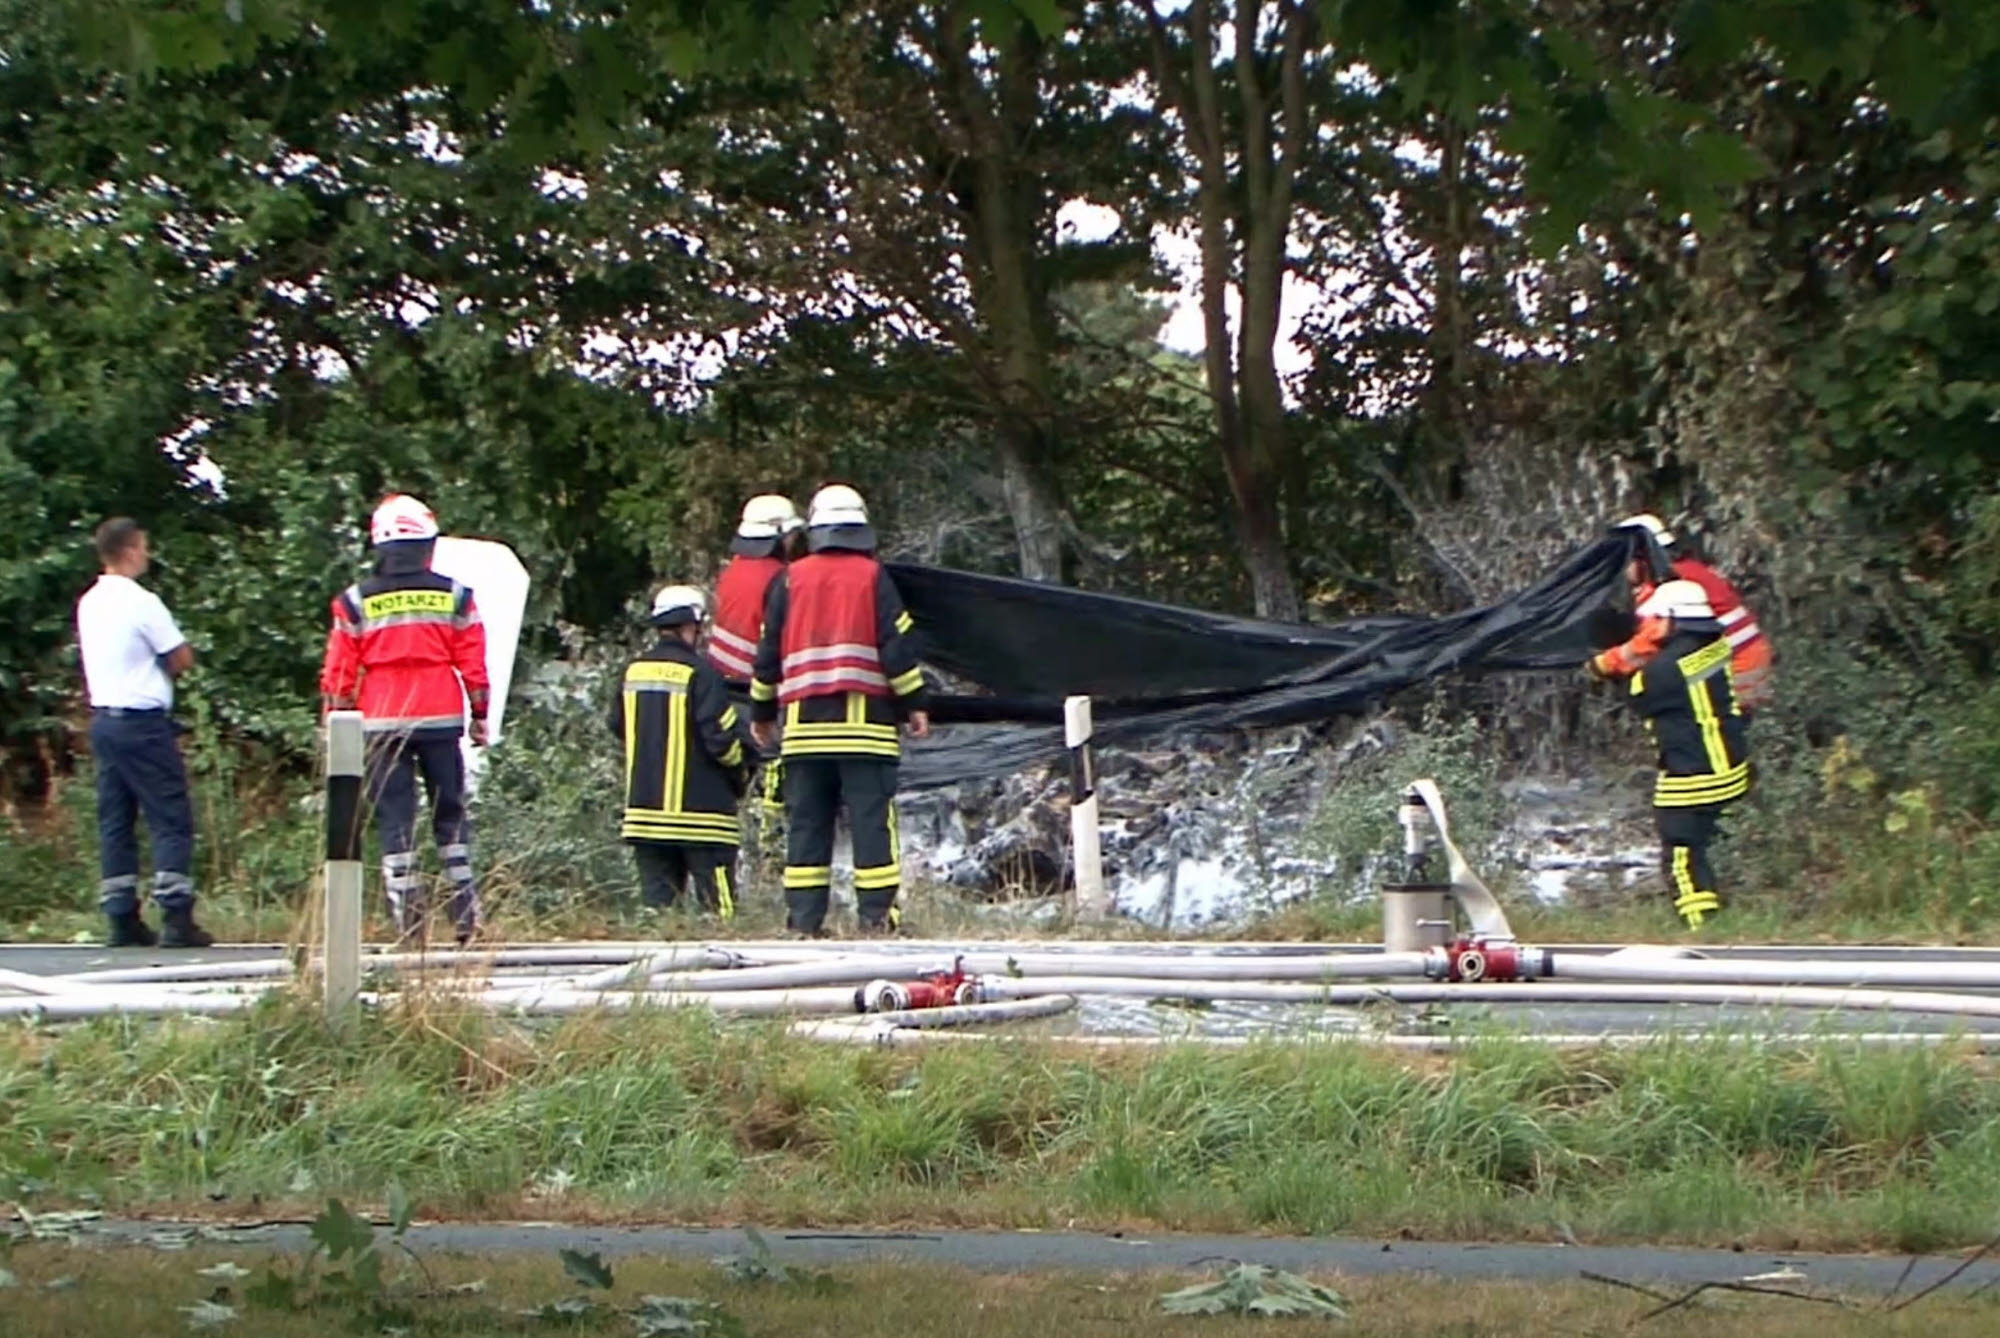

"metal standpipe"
[1380, 778, 1517, 953]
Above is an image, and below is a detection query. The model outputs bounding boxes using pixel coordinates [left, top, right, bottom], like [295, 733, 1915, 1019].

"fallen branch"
[1638, 1281, 1856, 1322]
[1884, 1230, 2000, 1312]
[1884, 1251, 1923, 1308]
[1578, 1270, 1676, 1304]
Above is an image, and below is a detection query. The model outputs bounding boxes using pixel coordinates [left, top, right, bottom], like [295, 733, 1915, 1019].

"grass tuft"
[8, 1000, 2000, 1250]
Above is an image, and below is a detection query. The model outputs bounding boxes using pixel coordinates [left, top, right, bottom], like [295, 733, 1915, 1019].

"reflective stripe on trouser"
[367, 732, 480, 935]
[631, 842, 738, 916]
[1656, 804, 1724, 927]
[90, 713, 196, 912]
[782, 755, 901, 934]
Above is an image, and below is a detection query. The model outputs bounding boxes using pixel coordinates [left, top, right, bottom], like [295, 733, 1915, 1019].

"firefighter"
[708, 494, 804, 684]
[320, 494, 489, 945]
[1609, 514, 1774, 711]
[710, 494, 803, 837]
[610, 585, 752, 915]
[1586, 579, 1751, 929]
[750, 484, 929, 936]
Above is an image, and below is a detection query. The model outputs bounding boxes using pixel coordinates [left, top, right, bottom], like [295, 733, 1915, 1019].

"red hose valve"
[855, 956, 973, 1013]
[1423, 938, 1550, 983]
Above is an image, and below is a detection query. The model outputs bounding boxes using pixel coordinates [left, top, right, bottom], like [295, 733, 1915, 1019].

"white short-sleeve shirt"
[76, 574, 186, 710]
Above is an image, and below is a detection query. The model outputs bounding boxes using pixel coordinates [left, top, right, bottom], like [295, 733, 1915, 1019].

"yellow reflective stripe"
[784, 865, 833, 889]
[715, 864, 735, 920]
[720, 740, 744, 768]
[782, 737, 901, 760]
[622, 823, 739, 844]
[750, 679, 777, 701]
[623, 689, 639, 796]
[890, 667, 925, 696]
[847, 692, 866, 725]
[668, 689, 688, 812]
[894, 610, 914, 634]
[1690, 678, 1730, 775]
[719, 705, 739, 730]
[782, 719, 899, 740]
[626, 660, 695, 686]
[622, 810, 741, 830]
[854, 866, 900, 890]
[1679, 637, 1732, 680]
[1672, 847, 1696, 901]
[1656, 763, 1750, 792]
[1654, 777, 1750, 807]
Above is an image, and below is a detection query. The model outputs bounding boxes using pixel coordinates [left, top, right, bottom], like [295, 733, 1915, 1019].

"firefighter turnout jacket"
[609, 638, 751, 846]
[321, 559, 489, 736]
[1628, 626, 1751, 809]
[1593, 558, 1773, 705]
[709, 553, 785, 684]
[749, 552, 927, 758]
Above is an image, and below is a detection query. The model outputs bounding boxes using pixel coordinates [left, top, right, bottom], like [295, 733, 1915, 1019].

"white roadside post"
[1064, 695, 1108, 920]
[323, 710, 366, 1020]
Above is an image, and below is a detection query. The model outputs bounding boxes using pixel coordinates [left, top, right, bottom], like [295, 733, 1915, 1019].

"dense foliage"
[9, 0, 2000, 830]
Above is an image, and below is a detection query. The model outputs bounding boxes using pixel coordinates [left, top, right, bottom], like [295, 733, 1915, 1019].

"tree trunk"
[1144, 0, 1307, 620]
[942, 2, 1068, 581]
[995, 420, 1066, 580]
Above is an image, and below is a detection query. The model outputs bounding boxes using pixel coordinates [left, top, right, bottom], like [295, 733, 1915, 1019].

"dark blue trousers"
[91, 710, 195, 913]
[364, 731, 479, 933]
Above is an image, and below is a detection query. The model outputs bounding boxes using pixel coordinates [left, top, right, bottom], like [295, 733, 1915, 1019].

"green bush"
[1305, 692, 1508, 905]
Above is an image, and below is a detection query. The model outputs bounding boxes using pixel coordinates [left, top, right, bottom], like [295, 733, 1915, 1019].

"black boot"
[160, 905, 215, 949]
[105, 910, 158, 949]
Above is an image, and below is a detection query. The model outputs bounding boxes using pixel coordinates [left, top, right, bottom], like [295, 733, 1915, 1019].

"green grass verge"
[11, 1244, 1999, 1338]
[7, 1000, 2000, 1252]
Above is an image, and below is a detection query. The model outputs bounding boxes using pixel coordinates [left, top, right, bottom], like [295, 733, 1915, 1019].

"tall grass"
[5, 1000, 2000, 1250]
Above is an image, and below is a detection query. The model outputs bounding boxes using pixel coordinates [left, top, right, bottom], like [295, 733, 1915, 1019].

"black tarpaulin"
[882, 537, 1631, 791]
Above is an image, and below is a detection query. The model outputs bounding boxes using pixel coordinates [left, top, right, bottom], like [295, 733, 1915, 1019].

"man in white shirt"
[75, 518, 213, 948]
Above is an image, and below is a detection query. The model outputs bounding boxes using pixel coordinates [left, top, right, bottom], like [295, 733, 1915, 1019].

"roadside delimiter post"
[1065, 695, 1108, 920]
[323, 710, 365, 1019]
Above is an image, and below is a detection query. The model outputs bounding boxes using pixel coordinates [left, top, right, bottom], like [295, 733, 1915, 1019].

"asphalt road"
[55, 1219, 2000, 1294]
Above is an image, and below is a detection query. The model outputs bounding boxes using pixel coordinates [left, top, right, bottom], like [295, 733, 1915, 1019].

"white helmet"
[808, 483, 869, 529]
[1636, 579, 1713, 621]
[1614, 512, 1677, 547]
[371, 493, 439, 545]
[736, 494, 803, 540]
[648, 584, 708, 628]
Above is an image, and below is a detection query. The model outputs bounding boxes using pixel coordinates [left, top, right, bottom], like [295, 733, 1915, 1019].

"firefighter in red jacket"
[1603, 514, 1774, 711]
[711, 495, 802, 837]
[319, 494, 490, 945]
[750, 484, 929, 935]
[708, 495, 803, 684]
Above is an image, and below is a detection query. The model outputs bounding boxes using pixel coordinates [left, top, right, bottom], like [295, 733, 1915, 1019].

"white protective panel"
[430, 537, 531, 786]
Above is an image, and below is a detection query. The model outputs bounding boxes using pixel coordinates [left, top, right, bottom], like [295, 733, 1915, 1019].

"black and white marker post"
[1064, 694, 1107, 919]
[323, 709, 365, 1019]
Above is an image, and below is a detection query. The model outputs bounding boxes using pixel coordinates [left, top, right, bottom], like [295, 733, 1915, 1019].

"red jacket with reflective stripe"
[1670, 558, 1767, 657]
[1598, 557, 1773, 706]
[774, 553, 891, 704]
[708, 554, 783, 683]
[320, 569, 489, 735]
